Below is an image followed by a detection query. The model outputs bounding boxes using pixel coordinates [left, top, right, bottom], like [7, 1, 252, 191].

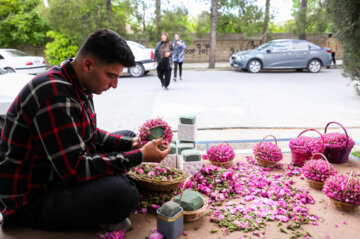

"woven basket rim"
[128, 163, 189, 191]
[171, 193, 208, 218]
[255, 156, 278, 167]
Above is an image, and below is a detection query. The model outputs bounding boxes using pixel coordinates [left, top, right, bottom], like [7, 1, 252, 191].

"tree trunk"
[106, 0, 112, 18]
[299, 0, 307, 40]
[261, 0, 270, 43]
[209, 0, 218, 69]
[156, 0, 161, 28]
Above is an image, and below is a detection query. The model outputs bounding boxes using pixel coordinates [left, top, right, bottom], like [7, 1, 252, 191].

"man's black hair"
[328, 33, 333, 38]
[78, 29, 135, 67]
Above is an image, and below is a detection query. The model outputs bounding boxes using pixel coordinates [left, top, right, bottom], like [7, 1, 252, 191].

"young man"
[0, 29, 170, 231]
[325, 33, 338, 68]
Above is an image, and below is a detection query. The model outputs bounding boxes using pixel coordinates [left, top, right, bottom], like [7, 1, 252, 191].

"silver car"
[230, 39, 332, 73]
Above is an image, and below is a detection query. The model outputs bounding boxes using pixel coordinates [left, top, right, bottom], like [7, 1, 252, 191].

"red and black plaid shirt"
[0, 59, 142, 216]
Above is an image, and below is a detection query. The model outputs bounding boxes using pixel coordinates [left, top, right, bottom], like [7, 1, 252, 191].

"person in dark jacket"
[172, 33, 186, 81]
[154, 33, 173, 90]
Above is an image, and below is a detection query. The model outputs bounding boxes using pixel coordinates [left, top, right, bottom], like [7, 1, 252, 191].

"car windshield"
[6, 49, 27, 57]
[128, 41, 146, 49]
[257, 42, 271, 50]
[0, 68, 7, 75]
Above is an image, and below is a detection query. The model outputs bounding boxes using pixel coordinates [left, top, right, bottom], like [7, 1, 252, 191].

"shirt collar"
[61, 58, 92, 98]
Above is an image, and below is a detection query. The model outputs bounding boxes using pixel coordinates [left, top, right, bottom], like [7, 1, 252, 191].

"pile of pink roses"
[289, 136, 323, 155]
[323, 132, 355, 149]
[136, 188, 179, 214]
[253, 141, 283, 162]
[138, 118, 173, 146]
[323, 173, 360, 205]
[202, 143, 235, 162]
[302, 159, 337, 182]
[133, 164, 182, 181]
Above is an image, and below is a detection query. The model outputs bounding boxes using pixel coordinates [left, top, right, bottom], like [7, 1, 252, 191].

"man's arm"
[32, 96, 142, 182]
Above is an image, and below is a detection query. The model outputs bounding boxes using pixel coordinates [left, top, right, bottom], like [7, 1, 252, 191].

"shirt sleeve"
[32, 96, 142, 182]
[95, 128, 133, 152]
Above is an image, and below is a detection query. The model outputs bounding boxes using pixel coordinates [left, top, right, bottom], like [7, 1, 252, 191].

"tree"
[326, 0, 360, 95]
[0, 0, 49, 48]
[209, 0, 218, 68]
[298, 0, 307, 39]
[262, 0, 270, 43]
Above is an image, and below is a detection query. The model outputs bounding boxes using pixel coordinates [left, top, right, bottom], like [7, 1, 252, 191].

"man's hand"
[131, 136, 142, 150]
[141, 139, 170, 163]
[164, 52, 171, 58]
[177, 41, 182, 45]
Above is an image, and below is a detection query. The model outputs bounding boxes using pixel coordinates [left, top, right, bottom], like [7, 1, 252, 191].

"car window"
[270, 42, 290, 52]
[308, 43, 321, 49]
[292, 42, 309, 51]
[0, 54, 3, 59]
[257, 42, 271, 50]
[6, 49, 28, 57]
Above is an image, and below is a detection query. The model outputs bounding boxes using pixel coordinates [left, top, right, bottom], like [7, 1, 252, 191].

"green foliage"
[0, 0, 49, 47]
[37, 0, 133, 46]
[190, 11, 211, 37]
[325, 0, 360, 94]
[352, 152, 360, 158]
[290, 0, 330, 37]
[216, 0, 264, 36]
[44, 31, 78, 66]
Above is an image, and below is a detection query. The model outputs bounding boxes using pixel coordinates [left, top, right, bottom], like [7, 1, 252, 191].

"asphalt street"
[93, 68, 360, 140]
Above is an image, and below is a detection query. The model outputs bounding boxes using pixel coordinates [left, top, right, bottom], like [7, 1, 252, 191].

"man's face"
[82, 59, 123, 95]
[174, 34, 179, 41]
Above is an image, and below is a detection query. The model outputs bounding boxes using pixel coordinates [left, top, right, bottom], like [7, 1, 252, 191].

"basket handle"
[324, 121, 349, 148]
[178, 176, 197, 207]
[310, 152, 331, 178]
[297, 129, 325, 153]
[343, 171, 355, 201]
[258, 135, 278, 147]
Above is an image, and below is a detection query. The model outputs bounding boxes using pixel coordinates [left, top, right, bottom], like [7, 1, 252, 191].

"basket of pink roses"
[253, 135, 282, 167]
[302, 153, 337, 190]
[323, 121, 355, 164]
[289, 129, 324, 167]
[323, 171, 360, 212]
[202, 142, 235, 168]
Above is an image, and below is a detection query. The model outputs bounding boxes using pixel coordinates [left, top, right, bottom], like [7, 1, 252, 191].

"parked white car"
[0, 68, 34, 118]
[124, 41, 157, 77]
[0, 49, 47, 75]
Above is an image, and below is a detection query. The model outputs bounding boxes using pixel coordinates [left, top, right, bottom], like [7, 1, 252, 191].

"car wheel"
[129, 63, 145, 77]
[307, 59, 321, 73]
[247, 59, 262, 73]
[4, 67, 15, 73]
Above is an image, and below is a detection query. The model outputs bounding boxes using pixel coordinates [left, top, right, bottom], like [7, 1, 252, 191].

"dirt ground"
[1, 154, 359, 239]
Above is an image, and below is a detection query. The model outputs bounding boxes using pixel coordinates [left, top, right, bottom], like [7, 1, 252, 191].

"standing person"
[154, 33, 173, 90]
[325, 33, 338, 68]
[0, 28, 170, 231]
[172, 33, 186, 81]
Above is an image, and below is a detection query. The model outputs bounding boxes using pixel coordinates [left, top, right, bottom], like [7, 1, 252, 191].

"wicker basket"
[128, 163, 189, 191]
[209, 158, 234, 168]
[171, 176, 208, 222]
[307, 179, 325, 190]
[323, 121, 353, 164]
[305, 153, 332, 190]
[290, 129, 324, 167]
[254, 135, 281, 168]
[329, 171, 359, 212]
[208, 141, 234, 168]
[330, 199, 358, 212]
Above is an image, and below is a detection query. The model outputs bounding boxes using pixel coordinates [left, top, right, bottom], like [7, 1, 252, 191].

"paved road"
[93, 69, 360, 135]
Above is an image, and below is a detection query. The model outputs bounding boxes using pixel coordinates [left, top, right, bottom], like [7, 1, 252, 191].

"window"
[270, 42, 290, 52]
[292, 42, 309, 51]
[6, 49, 28, 57]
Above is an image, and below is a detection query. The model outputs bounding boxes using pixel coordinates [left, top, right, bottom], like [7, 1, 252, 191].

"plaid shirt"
[0, 59, 142, 216]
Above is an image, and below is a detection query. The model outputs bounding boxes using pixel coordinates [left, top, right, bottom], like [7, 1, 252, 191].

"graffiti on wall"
[184, 40, 259, 57]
